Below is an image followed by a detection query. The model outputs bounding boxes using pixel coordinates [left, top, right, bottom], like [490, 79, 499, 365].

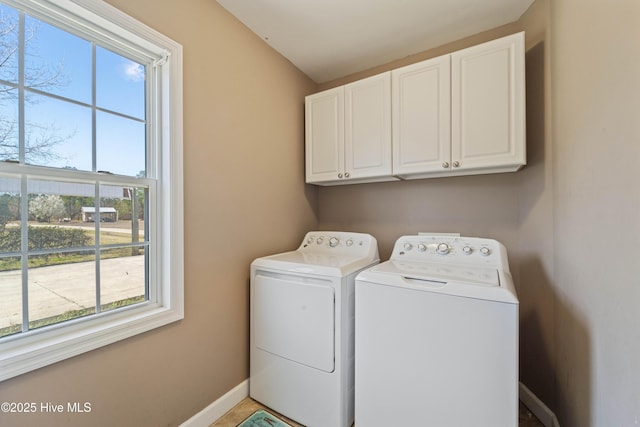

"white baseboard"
[181, 379, 249, 427]
[519, 382, 560, 427]
[183, 379, 558, 427]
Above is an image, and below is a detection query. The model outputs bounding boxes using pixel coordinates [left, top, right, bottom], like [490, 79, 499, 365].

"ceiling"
[216, 0, 535, 83]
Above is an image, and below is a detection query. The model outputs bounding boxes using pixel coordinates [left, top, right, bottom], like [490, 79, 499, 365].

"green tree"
[0, 193, 19, 229]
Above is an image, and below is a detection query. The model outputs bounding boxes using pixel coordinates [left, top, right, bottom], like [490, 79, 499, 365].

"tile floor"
[211, 397, 545, 427]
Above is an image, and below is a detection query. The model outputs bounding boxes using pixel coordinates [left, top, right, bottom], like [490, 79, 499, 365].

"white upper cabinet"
[305, 87, 344, 183]
[305, 32, 526, 185]
[344, 73, 393, 181]
[392, 54, 451, 177]
[306, 72, 395, 185]
[450, 32, 525, 175]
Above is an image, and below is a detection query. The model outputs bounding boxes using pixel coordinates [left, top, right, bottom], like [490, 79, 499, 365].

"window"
[0, 0, 183, 381]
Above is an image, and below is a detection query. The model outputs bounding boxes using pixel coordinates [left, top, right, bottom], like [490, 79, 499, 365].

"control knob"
[346, 239, 354, 247]
[329, 237, 340, 248]
[417, 244, 427, 252]
[316, 237, 324, 245]
[403, 242, 413, 251]
[462, 246, 473, 255]
[436, 243, 450, 255]
[480, 247, 491, 256]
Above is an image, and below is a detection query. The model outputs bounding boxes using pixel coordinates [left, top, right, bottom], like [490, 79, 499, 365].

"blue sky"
[0, 3, 147, 177]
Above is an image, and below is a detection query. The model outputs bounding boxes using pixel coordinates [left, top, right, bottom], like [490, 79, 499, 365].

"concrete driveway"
[0, 255, 145, 330]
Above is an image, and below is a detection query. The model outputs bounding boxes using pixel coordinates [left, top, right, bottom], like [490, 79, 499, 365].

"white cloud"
[121, 61, 145, 82]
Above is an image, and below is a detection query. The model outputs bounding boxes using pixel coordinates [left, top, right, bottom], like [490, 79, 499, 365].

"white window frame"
[0, 0, 183, 381]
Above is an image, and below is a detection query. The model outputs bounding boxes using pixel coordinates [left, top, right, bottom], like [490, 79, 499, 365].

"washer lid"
[357, 260, 518, 304]
[372, 260, 500, 287]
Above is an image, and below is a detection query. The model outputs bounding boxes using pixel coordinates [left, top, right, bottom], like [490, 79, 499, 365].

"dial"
[417, 244, 427, 252]
[346, 239, 354, 247]
[329, 237, 340, 247]
[307, 237, 314, 244]
[316, 237, 324, 245]
[480, 247, 491, 256]
[403, 242, 413, 251]
[462, 246, 473, 255]
[436, 243, 450, 255]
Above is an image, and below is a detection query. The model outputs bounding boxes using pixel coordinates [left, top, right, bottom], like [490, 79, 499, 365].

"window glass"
[98, 184, 147, 311]
[24, 93, 92, 170]
[0, 4, 19, 83]
[0, 84, 18, 162]
[28, 250, 96, 329]
[0, 176, 21, 338]
[100, 247, 146, 313]
[96, 46, 146, 120]
[0, 253, 21, 338]
[23, 181, 98, 330]
[24, 16, 92, 103]
[99, 184, 147, 243]
[96, 110, 146, 176]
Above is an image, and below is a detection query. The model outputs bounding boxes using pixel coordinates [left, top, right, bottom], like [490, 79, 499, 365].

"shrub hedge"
[0, 226, 91, 252]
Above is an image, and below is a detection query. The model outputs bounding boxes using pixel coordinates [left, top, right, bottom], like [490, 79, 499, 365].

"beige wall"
[552, 0, 640, 426]
[2, 1, 639, 426]
[0, 1, 317, 426]
[515, 0, 556, 410]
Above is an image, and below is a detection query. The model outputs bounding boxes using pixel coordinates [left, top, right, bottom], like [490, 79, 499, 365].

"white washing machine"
[250, 231, 379, 427]
[355, 233, 519, 427]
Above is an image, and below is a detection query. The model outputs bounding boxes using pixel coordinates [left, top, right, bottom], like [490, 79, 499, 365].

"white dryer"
[355, 234, 519, 427]
[250, 231, 379, 427]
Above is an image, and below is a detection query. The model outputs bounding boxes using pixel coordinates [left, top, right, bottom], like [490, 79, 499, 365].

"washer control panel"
[299, 231, 378, 258]
[391, 234, 508, 269]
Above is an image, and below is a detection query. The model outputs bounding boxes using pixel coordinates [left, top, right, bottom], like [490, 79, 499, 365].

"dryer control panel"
[391, 234, 509, 271]
[299, 231, 379, 258]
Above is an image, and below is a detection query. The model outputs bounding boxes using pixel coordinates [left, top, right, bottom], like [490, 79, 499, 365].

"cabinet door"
[344, 72, 392, 180]
[451, 32, 525, 172]
[305, 87, 344, 183]
[392, 55, 451, 177]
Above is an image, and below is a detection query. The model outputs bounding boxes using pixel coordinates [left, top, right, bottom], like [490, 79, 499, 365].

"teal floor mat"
[237, 409, 293, 427]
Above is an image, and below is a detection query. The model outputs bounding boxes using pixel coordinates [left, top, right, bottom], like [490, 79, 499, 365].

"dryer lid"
[252, 250, 378, 277]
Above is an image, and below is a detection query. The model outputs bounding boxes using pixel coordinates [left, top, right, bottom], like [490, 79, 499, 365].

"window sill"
[0, 302, 183, 381]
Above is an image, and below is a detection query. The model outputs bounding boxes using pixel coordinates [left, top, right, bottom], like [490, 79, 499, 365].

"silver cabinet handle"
[453, 161, 460, 168]
[442, 162, 449, 168]
[338, 173, 343, 178]
[345, 172, 350, 178]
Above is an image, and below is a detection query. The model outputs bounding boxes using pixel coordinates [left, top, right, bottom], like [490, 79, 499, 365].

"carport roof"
[81, 207, 117, 213]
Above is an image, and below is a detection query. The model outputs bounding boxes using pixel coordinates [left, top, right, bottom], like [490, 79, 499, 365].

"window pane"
[24, 16, 92, 104]
[0, 177, 21, 337]
[0, 4, 19, 84]
[0, 176, 21, 254]
[28, 250, 96, 330]
[100, 184, 147, 243]
[96, 47, 145, 119]
[0, 255, 22, 338]
[0, 84, 18, 162]
[96, 111, 145, 176]
[100, 247, 145, 313]
[27, 180, 95, 250]
[24, 93, 92, 170]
